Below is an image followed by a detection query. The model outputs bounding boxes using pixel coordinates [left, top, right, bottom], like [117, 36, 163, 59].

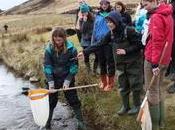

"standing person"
[4, 24, 8, 33]
[43, 27, 86, 130]
[105, 11, 143, 115]
[114, 1, 132, 26]
[78, 4, 95, 73]
[91, 0, 115, 91]
[75, 0, 90, 43]
[142, 0, 174, 129]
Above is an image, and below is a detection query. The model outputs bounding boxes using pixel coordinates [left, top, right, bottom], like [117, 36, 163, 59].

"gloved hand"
[48, 81, 55, 90]
[63, 80, 70, 89]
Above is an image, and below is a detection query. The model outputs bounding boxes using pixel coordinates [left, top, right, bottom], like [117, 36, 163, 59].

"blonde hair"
[51, 27, 67, 53]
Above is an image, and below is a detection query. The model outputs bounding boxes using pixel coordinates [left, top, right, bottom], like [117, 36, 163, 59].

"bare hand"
[116, 49, 126, 55]
[77, 52, 84, 59]
[152, 67, 160, 76]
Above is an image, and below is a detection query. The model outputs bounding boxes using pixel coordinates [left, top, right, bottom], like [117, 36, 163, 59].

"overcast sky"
[0, 0, 28, 10]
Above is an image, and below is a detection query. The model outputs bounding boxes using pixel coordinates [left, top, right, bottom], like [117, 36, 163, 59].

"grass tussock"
[10, 33, 29, 43]
[32, 26, 52, 34]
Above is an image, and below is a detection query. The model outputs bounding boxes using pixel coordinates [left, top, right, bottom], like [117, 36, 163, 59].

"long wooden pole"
[29, 84, 98, 99]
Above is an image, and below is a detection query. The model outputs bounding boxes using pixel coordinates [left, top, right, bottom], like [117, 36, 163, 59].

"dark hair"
[99, 2, 112, 12]
[87, 12, 94, 21]
[115, 1, 126, 13]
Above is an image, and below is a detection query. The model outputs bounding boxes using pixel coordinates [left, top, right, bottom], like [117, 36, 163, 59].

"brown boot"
[104, 75, 115, 91]
[99, 75, 107, 89]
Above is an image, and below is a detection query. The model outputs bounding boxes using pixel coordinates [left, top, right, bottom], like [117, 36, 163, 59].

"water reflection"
[0, 64, 76, 130]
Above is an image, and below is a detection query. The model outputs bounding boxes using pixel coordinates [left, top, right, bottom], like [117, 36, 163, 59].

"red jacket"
[145, 3, 174, 65]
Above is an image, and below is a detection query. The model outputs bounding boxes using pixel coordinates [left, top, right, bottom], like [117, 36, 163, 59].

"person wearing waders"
[78, 10, 143, 115]
[105, 11, 143, 115]
[142, 0, 173, 129]
[91, 0, 115, 91]
[78, 4, 95, 73]
[43, 27, 86, 130]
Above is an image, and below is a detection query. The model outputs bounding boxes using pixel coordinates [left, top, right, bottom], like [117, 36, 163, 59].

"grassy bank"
[0, 14, 175, 130]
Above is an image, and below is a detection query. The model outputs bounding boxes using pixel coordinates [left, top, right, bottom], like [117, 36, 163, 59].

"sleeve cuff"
[152, 64, 159, 68]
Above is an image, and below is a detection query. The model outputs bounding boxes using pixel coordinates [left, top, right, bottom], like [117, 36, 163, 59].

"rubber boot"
[104, 75, 115, 91]
[99, 75, 107, 90]
[45, 109, 54, 129]
[85, 62, 91, 74]
[159, 101, 165, 129]
[72, 107, 87, 130]
[149, 105, 160, 130]
[117, 95, 130, 115]
[128, 91, 141, 115]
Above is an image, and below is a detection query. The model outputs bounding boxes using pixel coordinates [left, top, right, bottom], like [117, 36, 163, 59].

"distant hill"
[1, 0, 140, 15]
[0, 9, 3, 13]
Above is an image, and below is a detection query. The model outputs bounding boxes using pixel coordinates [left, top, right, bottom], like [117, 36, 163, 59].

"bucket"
[28, 89, 49, 127]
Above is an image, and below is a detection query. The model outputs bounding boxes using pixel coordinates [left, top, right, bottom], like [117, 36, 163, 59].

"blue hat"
[80, 4, 90, 13]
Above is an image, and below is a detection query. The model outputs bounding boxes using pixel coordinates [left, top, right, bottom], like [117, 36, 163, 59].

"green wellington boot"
[150, 104, 160, 130]
[159, 101, 165, 129]
[117, 95, 130, 115]
[128, 91, 141, 115]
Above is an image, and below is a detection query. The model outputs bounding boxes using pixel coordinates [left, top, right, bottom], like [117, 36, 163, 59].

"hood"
[154, 3, 173, 16]
[106, 11, 122, 26]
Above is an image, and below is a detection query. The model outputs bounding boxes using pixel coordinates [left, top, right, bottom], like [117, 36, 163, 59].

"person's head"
[106, 11, 122, 31]
[142, 0, 158, 11]
[115, 1, 126, 13]
[80, 4, 93, 21]
[99, 0, 111, 12]
[51, 27, 67, 51]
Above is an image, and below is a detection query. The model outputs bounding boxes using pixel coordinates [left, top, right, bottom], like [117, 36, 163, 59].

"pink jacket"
[144, 3, 174, 65]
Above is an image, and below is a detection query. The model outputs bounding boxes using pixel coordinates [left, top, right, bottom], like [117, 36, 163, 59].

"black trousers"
[98, 44, 115, 76]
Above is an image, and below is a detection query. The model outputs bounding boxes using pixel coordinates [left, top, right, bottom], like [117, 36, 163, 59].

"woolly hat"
[99, 0, 110, 4]
[80, 3, 90, 13]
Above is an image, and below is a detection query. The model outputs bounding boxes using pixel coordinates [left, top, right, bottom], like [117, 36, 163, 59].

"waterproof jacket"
[43, 41, 78, 85]
[80, 16, 94, 47]
[135, 8, 147, 33]
[145, 3, 174, 66]
[121, 12, 132, 26]
[91, 11, 110, 45]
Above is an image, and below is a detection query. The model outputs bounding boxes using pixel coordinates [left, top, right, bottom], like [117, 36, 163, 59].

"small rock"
[29, 76, 40, 83]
